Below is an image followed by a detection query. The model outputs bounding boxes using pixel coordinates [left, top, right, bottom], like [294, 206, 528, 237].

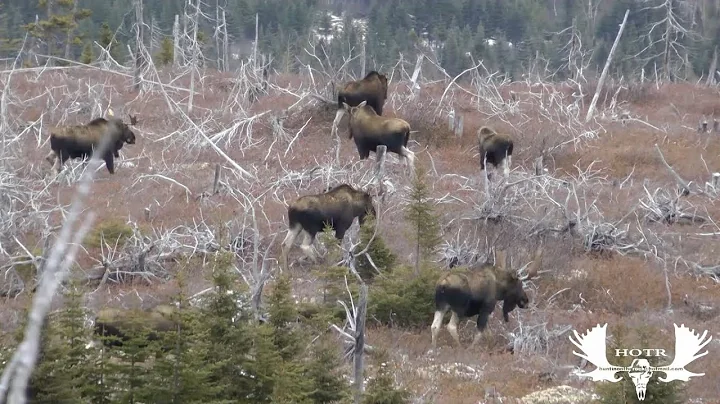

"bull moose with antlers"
[431, 245, 542, 349]
[280, 183, 377, 271]
[44, 111, 138, 174]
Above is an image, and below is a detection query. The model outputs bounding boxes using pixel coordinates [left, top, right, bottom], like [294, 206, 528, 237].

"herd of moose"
[40, 71, 541, 351]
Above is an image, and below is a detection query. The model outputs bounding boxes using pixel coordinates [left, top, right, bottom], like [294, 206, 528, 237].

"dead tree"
[133, 0, 144, 91]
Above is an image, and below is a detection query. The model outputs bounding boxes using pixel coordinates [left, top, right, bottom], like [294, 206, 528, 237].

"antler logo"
[570, 323, 712, 401]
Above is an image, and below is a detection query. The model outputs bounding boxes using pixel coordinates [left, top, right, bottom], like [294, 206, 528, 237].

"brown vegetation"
[2, 66, 720, 402]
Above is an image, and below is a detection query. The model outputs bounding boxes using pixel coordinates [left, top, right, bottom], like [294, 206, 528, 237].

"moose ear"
[342, 102, 351, 111]
[129, 114, 138, 125]
[358, 100, 367, 108]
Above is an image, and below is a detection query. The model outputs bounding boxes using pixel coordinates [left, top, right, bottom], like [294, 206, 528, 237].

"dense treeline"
[0, 0, 718, 82]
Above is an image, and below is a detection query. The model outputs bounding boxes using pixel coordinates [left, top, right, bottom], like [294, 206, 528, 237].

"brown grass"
[2, 67, 720, 401]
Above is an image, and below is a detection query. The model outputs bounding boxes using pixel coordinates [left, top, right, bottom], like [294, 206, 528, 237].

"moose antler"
[569, 324, 625, 382]
[495, 249, 508, 270]
[655, 324, 712, 382]
[520, 245, 542, 281]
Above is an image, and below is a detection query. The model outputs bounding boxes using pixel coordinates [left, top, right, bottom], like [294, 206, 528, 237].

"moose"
[44, 111, 137, 174]
[280, 184, 377, 271]
[430, 246, 542, 349]
[477, 126, 514, 180]
[342, 100, 416, 175]
[331, 71, 389, 138]
[92, 304, 181, 349]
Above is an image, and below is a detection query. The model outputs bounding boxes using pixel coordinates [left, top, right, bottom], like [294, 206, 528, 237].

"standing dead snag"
[342, 100, 416, 176]
[430, 246, 542, 350]
[353, 284, 368, 403]
[279, 184, 377, 272]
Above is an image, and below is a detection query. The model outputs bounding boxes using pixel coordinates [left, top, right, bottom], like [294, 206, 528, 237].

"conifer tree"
[23, 0, 92, 62]
[27, 280, 94, 402]
[156, 36, 174, 66]
[143, 270, 213, 403]
[98, 21, 120, 61]
[251, 273, 313, 403]
[306, 336, 351, 404]
[80, 41, 93, 64]
[355, 213, 396, 282]
[199, 251, 256, 401]
[361, 349, 411, 404]
[404, 163, 442, 273]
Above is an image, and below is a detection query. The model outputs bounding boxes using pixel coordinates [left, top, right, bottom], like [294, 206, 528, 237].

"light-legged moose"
[343, 100, 416, 175]
[431, 246, 541, 349]
[280, 184, 377, 271]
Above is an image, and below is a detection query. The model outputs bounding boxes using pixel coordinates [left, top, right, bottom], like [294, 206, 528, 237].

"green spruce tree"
[355, 213, 397, 282]
[362, 349, 411, 404]
[156, 36, 174, 66]
[80, 41, 93, 64]
[404, 163, 442, 274]
[306, 336, 351, 404]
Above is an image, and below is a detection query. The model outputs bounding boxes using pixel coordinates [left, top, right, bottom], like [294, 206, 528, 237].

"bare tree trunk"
[706, 46, 717, 87]
[360, 37, 366, 77]
[215, 0, 221, 71]
[63, 0, 77, 60]
[585, 9, 629, 123]
[253, 13, 259, 71]
[173, 15, 180, 68]
[222, 10, 229, 71]
[187, 0, 201, 113]
[663, 0, 672, 81]
[133, 0, 144, 91]
[353, 284, 368, 404]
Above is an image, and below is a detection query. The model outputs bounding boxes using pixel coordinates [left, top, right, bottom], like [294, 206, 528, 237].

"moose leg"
[446, 311, 461, 347]
[471, 308, 493, 348]
[280, 225, 301, 271]
[401, 146, 415, 176]
[299, 230, 318, 262]
[45, 151, 57, 167]
[103, 153, 115, 174]
[431, 309, 447, 349]
[331, 108, 345, 139]
[56, 152, 70, 173]
[502, 157, 510, 177]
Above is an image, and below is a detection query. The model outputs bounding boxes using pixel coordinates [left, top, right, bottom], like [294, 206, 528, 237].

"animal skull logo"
[569, 323, 712, 401]
[628, 359, 652, 400]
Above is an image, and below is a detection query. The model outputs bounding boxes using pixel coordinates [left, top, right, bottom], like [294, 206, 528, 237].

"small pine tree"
[355, 213, 396, 282]
[199, 251, 256, 400]
[312, 224, 360, 322]
[143, 269, 214, 403]
[27, 280, 94, 402]
[98, 22, 120, 61]
[80, 42, 93, 64]
[306, 337, 351, 404]
[156, 36, 174, 66]
[361, 349, 411, 404]
[404, 163, 442, 274]
[248, 273, 313, 403]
